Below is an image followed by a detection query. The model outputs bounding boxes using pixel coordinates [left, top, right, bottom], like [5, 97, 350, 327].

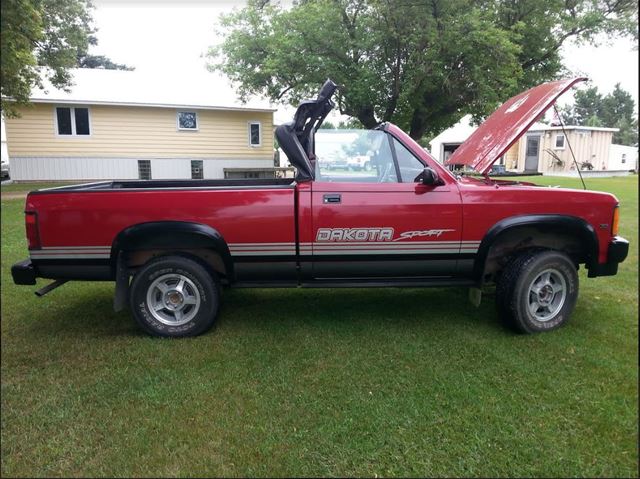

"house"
[514, 124, 620, 174]
[429, 114, 636, 175]
[428, 115, 477, 164]
[1, 116, 9, 178]
[3, 69, 278, 181]
[604, 143, 638, 172]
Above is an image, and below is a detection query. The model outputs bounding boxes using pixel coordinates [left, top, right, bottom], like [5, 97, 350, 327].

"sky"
[89, 0, 639, 122]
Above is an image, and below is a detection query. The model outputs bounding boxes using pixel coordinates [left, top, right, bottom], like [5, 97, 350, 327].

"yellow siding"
[504, 141, 520, 170]
[5, 103, 274, 158]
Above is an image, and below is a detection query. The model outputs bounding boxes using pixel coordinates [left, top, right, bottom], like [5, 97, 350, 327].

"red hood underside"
[445, 78, 587, 175]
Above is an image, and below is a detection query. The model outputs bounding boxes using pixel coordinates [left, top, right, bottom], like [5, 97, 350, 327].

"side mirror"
[416, 167, 441, 186]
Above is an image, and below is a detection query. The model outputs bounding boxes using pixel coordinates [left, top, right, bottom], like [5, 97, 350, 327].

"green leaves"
[210, 0, 638, 140]
[562, 84, 638, 145]
[1, 0, 131, 117]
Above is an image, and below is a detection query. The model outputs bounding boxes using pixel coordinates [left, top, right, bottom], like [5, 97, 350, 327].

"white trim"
[176, 111, 199, 131]
[30, 253, 110, 259]
[36, 246, 110, 250]
[528, 125, 619, 133]
[229, 242, 296, 246]
[54, 105, 92, 137]
[30, 246, 110, 260]
[248, 121, 262, 147]
[554, 133, 566, 150]
[29, 241, 480, 260]
[311, 249, 464, 255]
[231, 250, 295, 256]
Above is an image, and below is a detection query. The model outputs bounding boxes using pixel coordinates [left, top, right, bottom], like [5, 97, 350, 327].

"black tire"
[496, 250, 579, 333]
[129, 255, 220, 337]
[363, 161, 372, 172]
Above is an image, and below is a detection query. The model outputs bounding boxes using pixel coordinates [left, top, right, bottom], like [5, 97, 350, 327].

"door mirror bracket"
[415, 167, 442, 186]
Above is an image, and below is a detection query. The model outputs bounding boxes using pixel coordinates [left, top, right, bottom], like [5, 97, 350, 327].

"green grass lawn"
[0, 181, 82, 194]
[1, 176, 637, 477]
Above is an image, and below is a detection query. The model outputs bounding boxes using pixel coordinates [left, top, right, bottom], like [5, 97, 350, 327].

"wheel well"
[110, 221, 234, 281]
[479, 226, 590, 283]
[112, 248, 227, 313]
[124, 248, 228, 279]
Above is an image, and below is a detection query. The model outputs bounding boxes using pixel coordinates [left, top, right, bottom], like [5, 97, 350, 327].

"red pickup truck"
[12, 79, 629, 337]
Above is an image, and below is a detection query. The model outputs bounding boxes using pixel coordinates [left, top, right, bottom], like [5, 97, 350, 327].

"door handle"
[323, 194, 341, 204]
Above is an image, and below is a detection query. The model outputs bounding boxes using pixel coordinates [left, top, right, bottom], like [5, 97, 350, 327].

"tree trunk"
[409, 109, 429, 140]
[356, 105, 379, 129]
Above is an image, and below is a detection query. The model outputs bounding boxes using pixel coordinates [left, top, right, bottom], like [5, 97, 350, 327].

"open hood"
[445, 78, 587, 175]
[275, 79, 337, 181]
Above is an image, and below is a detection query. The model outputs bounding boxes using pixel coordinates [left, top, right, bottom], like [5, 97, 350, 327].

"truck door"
[310, 129, 463, 280]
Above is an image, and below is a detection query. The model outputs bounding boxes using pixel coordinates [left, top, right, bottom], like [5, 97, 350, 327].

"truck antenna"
[553, 104, 586, 190]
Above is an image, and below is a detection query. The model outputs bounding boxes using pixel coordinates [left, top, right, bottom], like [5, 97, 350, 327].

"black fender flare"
[473, 214, 599, 281]
[110, 221, 234, 278]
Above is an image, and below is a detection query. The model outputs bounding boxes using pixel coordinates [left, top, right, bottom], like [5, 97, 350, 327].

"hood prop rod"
[553, 104, 586, 190]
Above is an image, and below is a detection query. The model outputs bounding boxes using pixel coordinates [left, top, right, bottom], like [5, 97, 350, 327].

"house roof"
[430, 115, 620, 149]
[29, 68, 277, 113]
[528, 124, 619, 133]
[429, 114, 477, 146]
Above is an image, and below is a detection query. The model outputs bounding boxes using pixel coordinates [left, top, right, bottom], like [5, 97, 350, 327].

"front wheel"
[496, 250, 579, 333]
[129, 255, 220, 337]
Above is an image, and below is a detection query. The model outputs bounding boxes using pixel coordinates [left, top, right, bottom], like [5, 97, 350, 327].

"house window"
[554, 134, 565, 149]
[621, 154, 626, 164]
[177, 111, 198, 130]
[191, 160, 203, 179]
[138, 160, 151, 180]
[224, 169, 273, 179]
[249, 122, 261, 146]
[56, 107, 90, 136]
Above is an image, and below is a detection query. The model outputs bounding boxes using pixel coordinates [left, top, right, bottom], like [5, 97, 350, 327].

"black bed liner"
[29, 178, 296, 194]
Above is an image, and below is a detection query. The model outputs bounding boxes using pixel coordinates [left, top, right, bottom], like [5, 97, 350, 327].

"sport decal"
[392, 229, 455, 241]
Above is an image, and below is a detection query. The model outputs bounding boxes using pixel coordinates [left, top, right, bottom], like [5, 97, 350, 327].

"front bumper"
[588, 236, 629, 277]
[11, 259, 37, 285]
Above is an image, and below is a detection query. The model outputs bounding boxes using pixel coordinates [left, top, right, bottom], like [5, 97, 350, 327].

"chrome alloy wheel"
[527, 268, 567, 322]
[146, 273, 201, 326]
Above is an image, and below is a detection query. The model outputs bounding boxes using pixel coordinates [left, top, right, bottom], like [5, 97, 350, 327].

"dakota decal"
[316, 228, 394, 242]
[315, 228, 456, 242]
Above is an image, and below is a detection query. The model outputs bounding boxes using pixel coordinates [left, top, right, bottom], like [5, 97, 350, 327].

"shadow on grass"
[16, 283, 510, 341]
[15, 285, 143, 339]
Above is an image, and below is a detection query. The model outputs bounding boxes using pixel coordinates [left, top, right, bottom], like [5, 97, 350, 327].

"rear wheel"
[496, 250, 578, 333]
[129, 255, 220, 337]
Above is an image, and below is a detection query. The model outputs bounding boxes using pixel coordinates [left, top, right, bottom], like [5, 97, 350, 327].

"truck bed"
[24, 178, 299, 282]
[30, 178, 295, 194]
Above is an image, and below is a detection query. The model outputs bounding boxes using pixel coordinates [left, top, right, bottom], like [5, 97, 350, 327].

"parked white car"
[346, 154, 372, 171]
[1, 157, 9, 179]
